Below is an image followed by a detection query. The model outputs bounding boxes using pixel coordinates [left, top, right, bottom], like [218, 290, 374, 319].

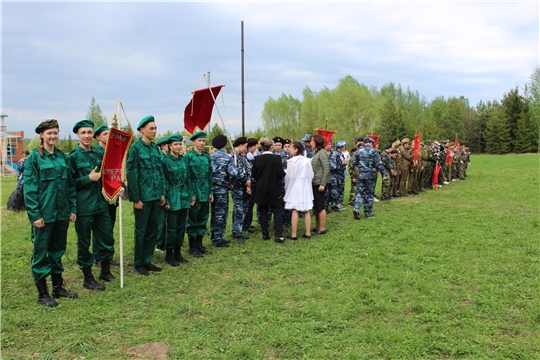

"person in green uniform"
[24, 119, 78, 307]
[162, 135, 194, 266]
[155, 135, 170, 253]
[185, 131, 214, 257]
[126, 116, 166, 276]
[68, 120, 116, 291]
[92, 124, 120, 268]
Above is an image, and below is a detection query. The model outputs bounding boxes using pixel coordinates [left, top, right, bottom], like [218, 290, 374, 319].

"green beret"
[94, 124, 109, 138]
[137, 115, 155, 131]
[190, 131, 206, 141]
[167, 134, 183, 144]
[35, 119, 59, 134]
[157, 136, 170, 146]
[73, 119, 95, 134]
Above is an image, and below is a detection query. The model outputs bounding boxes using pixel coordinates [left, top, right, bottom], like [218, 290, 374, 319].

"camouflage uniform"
[348, 157, 359, 205]
[210, 149, 237, 246]
[231, 151, 251, 239]
[353, 144, 387, 217]
[457, 146, 467, 180]
[328, 149, 345, 211]
[380, 150, 396, 200]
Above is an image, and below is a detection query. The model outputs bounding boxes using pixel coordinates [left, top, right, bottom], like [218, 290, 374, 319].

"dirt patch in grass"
[126, 342, 170, 359]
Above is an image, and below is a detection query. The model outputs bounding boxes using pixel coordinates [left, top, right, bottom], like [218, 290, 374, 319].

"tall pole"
[207, 71, 211, 131]
[0, 115, 8, 176]
[241, 21, 245, 137]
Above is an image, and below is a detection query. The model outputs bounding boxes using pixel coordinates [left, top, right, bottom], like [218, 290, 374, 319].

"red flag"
[101, 128, 133, 203]
[413, 134, 420, 164]
[454, 138, 459, 148]
[433, 164, 441, 188]
[446, 148, 453, 165]
[366, 135, 379, 147]
[184, 85, 224, 134]
[317, 129, 336, 148]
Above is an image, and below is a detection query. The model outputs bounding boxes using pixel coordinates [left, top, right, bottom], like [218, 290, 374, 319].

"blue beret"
[336, 140, 346, 148]
[302, 134, 312, 142]
[137, 116, 155, 131]
[73, 119, 95, 134]
[190, 131, 207, 141]
[363, 137, 374, 143]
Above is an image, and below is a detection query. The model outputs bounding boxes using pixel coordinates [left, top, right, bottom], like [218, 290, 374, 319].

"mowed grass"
[1, 154, 539, 359]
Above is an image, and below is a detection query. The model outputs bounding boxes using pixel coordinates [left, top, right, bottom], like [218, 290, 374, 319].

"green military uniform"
[348, 156, 359, 205]
[185, 145, 213, 237]
[399, 140, 413, 195]
[380, 150, 396, 200]
[392, 141, 402, 197]
[422, 144, 435, 190]
[155, 136, 171, 251]
[416, 145, 427, 192]
[126, 137, 165, 268]
[25, 147, 76, 284]
[162, 136, 194, 265]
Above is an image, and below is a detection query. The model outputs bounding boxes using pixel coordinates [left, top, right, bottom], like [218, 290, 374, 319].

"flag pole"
[113, 99, 125, 289]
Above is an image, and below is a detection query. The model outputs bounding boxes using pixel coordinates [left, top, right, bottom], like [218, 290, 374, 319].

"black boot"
[82, 268, 105, 291]
[174, 246, 188, 264]
[165, 248, 180, 267]
[188, 236, 203, 258]
[99, 261, 116, 282]
[51, 274, 78, 299]
[197, 236, 212, 255]
[36, 278, 58, 307]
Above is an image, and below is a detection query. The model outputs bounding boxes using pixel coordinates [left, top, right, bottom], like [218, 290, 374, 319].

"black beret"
[384, 143, 392, 149]
[233, 137, 248, 147]
[212, 134, 227, 149]
[247, 138, 258, 147]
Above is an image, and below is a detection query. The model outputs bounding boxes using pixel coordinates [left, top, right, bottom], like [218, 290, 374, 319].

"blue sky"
[2, 1, 538, 138]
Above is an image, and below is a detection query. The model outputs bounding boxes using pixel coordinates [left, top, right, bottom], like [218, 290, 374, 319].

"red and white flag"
[101, 127, 133, 203]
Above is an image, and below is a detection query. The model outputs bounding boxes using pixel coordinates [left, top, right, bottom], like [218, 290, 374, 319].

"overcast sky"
[2, 1, 538, 138]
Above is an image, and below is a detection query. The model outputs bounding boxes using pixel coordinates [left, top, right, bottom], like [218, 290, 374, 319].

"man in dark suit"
[252, 137, 286, 243]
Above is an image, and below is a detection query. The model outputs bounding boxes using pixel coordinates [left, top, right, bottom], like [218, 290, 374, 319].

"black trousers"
[258, 204, 283, 239]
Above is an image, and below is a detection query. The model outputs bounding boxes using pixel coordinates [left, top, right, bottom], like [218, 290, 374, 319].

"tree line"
[258, 68, 540, 154]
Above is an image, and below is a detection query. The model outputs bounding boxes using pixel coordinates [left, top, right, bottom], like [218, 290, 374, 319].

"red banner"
[445, 149, 453, 165]
[184, 85, 224, 134]
[101, 128, 133, 202]
[366, 135, 379, 147]
[433, 164, 441, 188]
[317, 129, 336, 148]
[413, 134, 420, 164]
[454, 138, 459, 148]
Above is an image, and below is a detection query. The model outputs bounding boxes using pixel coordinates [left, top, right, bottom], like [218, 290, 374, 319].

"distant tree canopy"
[260, 70, 540, 154]
[86, 96, 107, 127]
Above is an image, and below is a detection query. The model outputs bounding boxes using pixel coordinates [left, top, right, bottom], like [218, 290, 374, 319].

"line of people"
[23, 115, 470, 307]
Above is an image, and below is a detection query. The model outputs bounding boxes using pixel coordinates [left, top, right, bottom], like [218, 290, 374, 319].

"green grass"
[1, 154, 539, 359]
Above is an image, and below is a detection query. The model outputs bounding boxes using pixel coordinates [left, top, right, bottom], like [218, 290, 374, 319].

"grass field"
[1, 154, 539, 359]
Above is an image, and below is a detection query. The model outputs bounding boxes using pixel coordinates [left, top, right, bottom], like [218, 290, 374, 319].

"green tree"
[514, 103, 534, 153]
[300, 86, 319, 136]
[27, 135, 41, 151]
[262, 93, 301, 139]
[485, 101, 511, 154]
[377, 96, 405, 145]
[527, 66, 540, 152]
[86, 96, 107, 127]
[502, 87, 526, 152]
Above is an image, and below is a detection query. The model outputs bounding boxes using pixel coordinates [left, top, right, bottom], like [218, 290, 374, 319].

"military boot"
[51, 274, 78, 299]
[36, 278, 58, 307]
[197, 236, 212, 255]
[82, 268, 106, 291]
[99, 261, 116, 282]
[165, 248, 180, 267]
[174, 246, 188, 264]
[188, 236, 203, 258]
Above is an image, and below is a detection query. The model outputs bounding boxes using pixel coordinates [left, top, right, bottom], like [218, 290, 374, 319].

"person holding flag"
[126, 116, 166, 276]
[68, 120, 116, 290]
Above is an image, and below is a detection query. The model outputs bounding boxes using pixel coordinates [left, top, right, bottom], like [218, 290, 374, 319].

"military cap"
[137, 115, 155, 131]
[420, 142, 424, 146]
[167, 134, 183, 144]
[363, 137, 375, 143]
[35, 119, 59, 134]
[233, 136, 248, 147]
[284, 139, 291, 145]
[272, 136, 284, 145]
[212, 134, 227, 149]
[94, 124, 109, 138]
[157, 136, 170, 146]
[247, 138, 258, 147]
[390, 149, 399, 154]
[73, 119, 95, 134]
[190, 131, 207, 141]
[384, 143, 392, 149]
[402, 138, 410, 143]
[336, 140, 346, 148]
[302, 134, 312, 142]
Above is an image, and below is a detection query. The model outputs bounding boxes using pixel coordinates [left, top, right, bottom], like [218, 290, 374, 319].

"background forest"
[255, 66, 540, 154]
